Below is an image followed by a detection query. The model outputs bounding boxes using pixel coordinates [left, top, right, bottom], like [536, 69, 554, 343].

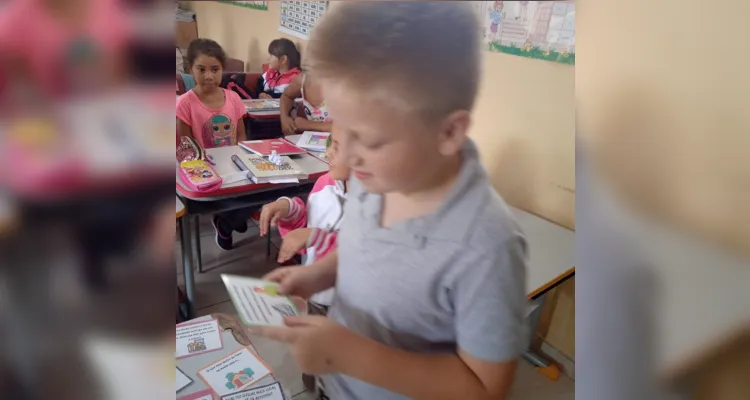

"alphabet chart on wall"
[278, 1, 329, 40]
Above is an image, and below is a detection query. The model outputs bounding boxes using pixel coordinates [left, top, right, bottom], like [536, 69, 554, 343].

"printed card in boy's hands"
[221, 275, 301, 327]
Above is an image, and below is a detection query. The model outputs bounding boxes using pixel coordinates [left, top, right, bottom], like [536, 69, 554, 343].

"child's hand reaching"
[294, 117, 309, 131]
[258, 93, 272, 99]
[278, 228, 311, 263]
[262, 265, 327, 299]
[259, 199, 291, 236]
[281, 115, 297, 136]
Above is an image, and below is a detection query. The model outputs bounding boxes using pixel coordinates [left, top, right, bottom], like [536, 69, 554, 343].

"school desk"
[176, 313, 300, 399]
[511, 207, 575, 380]
[177, 137, 330, 316]
[176, 196, 186, 219]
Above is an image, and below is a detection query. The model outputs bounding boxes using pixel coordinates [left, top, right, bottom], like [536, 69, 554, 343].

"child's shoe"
[212, 215, 233, 250]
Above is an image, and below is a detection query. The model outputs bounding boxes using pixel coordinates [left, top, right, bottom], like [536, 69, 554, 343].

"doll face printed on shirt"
[203, 113, 234, 147]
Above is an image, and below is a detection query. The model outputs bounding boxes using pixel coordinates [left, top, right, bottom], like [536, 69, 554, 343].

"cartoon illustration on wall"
[225, 368, 255, 390]
[187, 337, 207, 353]
[203, 113, 234, 147]
[473, 0, 575, 65]
[488, 1, 504, 42]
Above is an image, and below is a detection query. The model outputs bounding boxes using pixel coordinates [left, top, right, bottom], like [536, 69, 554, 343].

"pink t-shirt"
[176, 89, 246, 149]
[0, 0, 128, 97]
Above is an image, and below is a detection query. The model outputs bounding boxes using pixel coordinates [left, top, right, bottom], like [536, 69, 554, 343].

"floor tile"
[509, 360, 575, 399]
[176, 216, 283, 309]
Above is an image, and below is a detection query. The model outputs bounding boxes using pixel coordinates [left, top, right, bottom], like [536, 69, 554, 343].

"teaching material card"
[221, 381, 286, 400]
[178, 388, 217, 400]
[176, 319, 224, 358]
[221, 275, 299, 327]
[297, 131, 330, 152]
[176, 367, 193, 392]
[197, 347, 272, 397]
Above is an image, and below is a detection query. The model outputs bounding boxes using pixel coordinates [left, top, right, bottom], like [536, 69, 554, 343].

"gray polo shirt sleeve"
[452, 233, 528, 362]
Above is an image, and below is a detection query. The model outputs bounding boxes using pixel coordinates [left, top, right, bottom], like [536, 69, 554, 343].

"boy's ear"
[437, 110, 471, 156]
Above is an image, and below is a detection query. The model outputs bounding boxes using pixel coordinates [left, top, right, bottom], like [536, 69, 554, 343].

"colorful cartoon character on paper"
[186, 165, 214, 181]
[187, 337, 207, 353]
[225, 368, 255, 390]
[253, 285, 280, 297]
[203, 113, 233, 147]
[488, 1, 504, 42]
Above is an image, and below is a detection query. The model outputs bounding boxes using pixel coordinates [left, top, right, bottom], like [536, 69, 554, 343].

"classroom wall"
[577, 0, 750, 394]
[576, 0, 750, 256]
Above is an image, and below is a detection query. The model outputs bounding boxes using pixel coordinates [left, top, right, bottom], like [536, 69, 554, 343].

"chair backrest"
[225, 58, 244, 72]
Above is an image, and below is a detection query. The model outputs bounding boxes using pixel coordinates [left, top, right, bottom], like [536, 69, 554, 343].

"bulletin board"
[472, 1, 575, 65]
[218, 1, 268, 11]
[278, 1, 329, 40]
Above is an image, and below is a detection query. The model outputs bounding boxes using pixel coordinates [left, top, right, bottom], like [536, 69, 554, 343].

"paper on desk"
[268, 178, 299, 184]
[221, 381, 286, 399]
[222, 171, 250, 185]
[176, 318, 224, 359]
[176, 367, 192, 392]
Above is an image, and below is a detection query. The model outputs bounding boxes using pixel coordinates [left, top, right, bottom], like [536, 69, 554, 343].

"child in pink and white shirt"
[259, 132, 348, 309]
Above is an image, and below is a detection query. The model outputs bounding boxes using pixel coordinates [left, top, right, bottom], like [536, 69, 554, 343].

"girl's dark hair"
[268, 38, 301, 70]
[186, 38, 227, 68]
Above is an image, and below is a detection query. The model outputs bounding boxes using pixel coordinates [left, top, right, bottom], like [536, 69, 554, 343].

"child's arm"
[306, 229, 337, 259]
[294, 118, 333, 133]
[176, 96, 194, 139]
[276, 197, 308, 237]
[280, 76, 303, 135]
[176, 119, 194, 139]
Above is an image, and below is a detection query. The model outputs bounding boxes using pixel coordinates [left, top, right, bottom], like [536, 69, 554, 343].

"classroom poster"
[219, 1, 268, 11]
[278, 1, 329, 40]
[472, 1, 575, 65]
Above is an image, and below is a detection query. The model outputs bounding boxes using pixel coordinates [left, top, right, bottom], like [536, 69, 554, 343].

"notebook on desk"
[238, 139, 306, 157]
[234, 154, 307, 184]
[242, 99, 280, 111]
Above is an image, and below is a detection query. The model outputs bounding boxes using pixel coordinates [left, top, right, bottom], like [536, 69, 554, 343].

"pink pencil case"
[179, 160, 222, 192]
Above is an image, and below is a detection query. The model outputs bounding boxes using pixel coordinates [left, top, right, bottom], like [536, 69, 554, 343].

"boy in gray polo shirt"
[253, 3, 527, 399]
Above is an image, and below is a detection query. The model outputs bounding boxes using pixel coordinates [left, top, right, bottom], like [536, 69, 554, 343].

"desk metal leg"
[524, 295, 560, 381]
[193, 215, 203, 273]
[179, 216, 195, 318]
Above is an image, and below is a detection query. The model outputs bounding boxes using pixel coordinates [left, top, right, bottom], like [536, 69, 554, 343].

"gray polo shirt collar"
[356, 139, 487, 247]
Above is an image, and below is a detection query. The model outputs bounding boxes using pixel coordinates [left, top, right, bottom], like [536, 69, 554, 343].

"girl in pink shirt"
[176, 39, 247, 148]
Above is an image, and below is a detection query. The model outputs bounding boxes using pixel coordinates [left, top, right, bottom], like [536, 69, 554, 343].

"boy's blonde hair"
[307, 1, 481, 121]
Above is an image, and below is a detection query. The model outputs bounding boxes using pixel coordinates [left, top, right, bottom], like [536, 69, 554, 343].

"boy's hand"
[250, 316, 359, 375]
[278, 228, 311, 263]
[263, 265, 327, 299]
[259, 199, 291, 236]
[258, 92, 272, 99]
[294, 117, 309, 131]
[281, 115, 297, 136]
